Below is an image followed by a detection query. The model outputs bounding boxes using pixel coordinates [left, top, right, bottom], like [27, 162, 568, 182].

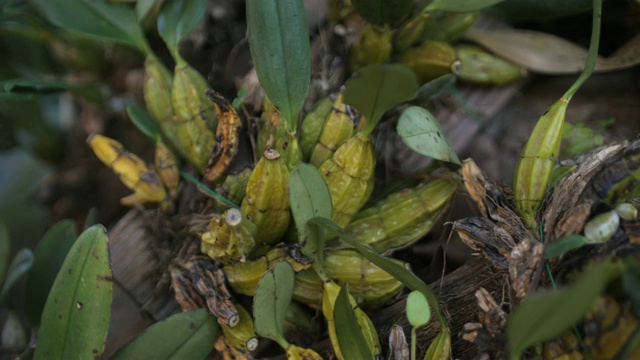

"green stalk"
[411, 327, 417, 360]
[563, 0, 601, 101]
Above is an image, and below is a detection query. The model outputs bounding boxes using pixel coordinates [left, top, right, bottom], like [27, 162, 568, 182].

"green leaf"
[289, 164, 332, 276]
[136, 0, 160, 21]
[507, 259, 618, 359]
[246, 0, 311, 130]
[127, 104, 163, 143]
[0, 79, 102, 103]
[25, 219, 78, 326]
[397, 106, 461, 165]
[622, 259, 640, 311]
[253, 261, 295, 349]
[426, 0, 504, 12]
[157, 0, 207, 57]
[308, 217, 447, 327]
[543, 234, 588, 259]
[0, 221, 10, 291]
[350, 0, 413, 26]
[410, 74, 456, 104]
[34, 225, 113, 360]
[343, 64, 418, 136]
[334, 284, 375, 360]
[406, 290, 431, 328]
[31, 0, 149, 53]
[111, 309, 218, 360]
[0, 248, 33, 303]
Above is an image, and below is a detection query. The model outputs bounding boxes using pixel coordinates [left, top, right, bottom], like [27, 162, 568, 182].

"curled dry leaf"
[464, 28, 640, 74]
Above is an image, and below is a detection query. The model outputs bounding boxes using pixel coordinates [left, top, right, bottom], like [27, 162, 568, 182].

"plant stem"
[411, 326, 417, 360]
[563, 0, 602, 101]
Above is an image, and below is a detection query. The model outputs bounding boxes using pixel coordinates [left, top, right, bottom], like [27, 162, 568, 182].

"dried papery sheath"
[204, 90, 242, 182]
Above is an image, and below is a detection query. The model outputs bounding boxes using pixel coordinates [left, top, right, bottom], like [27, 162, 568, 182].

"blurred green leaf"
[157, 0, 207, 57]
[507, 259, 618, 359]
[289, 163, 332, 276]
[127, 104, 163, 142]
[622, 259, 640, 311]
[136, 0, 160, 21]
[426, 0, 504, 12]
[411, 74, 456, 104]
[35, 225, 112, 360]
[253, 261, 295, 349]
[334, 284, 375, 360]
[343, 64, 418, 136]
[543, 235, 588, 259]
[0, 221, 9, 291]
[0, 78, 102, 103]
[308, 216, 446, 327]
[24, 219, 78, 325]
[31, 0, 149, 53]
[0, 248, 32, 303]
[406, 290, 431, 327]
[246, 0, 310, 130]
[351, 0, 412, 26]
[491, 0, 592, 20]
[111, 309, 218, 360]
[397, 106, 461, 165]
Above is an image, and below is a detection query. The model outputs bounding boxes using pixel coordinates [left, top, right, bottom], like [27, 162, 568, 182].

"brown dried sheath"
[204, 90, 242, 182]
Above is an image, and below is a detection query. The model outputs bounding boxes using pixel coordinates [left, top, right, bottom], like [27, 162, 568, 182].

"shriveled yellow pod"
[344, 178, 457, 253]
[300, 96, 333, 160]
[514, 98, 568, 228]
[455, 44, 523, 86]
[257, 96, 287, 154]
[154, 142, 179, 197]
[171, 58, 217, 172]
[223, 245, 312, 296]
[241, 149, 291, 244]
[324, 249, 404, 306]
[309, 93, 357, 168]
[200, 208, 257, 264]
[220, 304, 259, 352]
[349, 24, 393, 72]
[285, 345, 323, 360]
[394, 12, 428, 51]
[143, 55, 174, 123]
[320, 133, 376, 228]
[322, 280, 381, 360]
[87, 134, 167, 206]
[216, 167, 253, 207]
[399, 41, 460, 83]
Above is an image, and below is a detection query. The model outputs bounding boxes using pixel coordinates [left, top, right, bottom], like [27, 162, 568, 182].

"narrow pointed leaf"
[426, 0, 504, 12]
[25, 219, 78, 325]
[127, 105, 163, 143]
[351, 0, 412, 26]
[246, 0, 310, 129]
[334, 284, 375, 360]
[31, 0, 148, 52]
[0, 222, 10, 291]
[343, 64, 418, 135]
[111, 309, 218, 360]
[289, 164, 332, 273]
[507, 259, 618, 359]
[308, 217, 445, 326]
[397, 106, 461, 165]
[406, 290, 431, 328]
[0, 248, 33, 303]
[543, 235, 588, 259]
[157, 0, 208, 55]
[253, 261, 295, 349]
[34, 225, 113, 360]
